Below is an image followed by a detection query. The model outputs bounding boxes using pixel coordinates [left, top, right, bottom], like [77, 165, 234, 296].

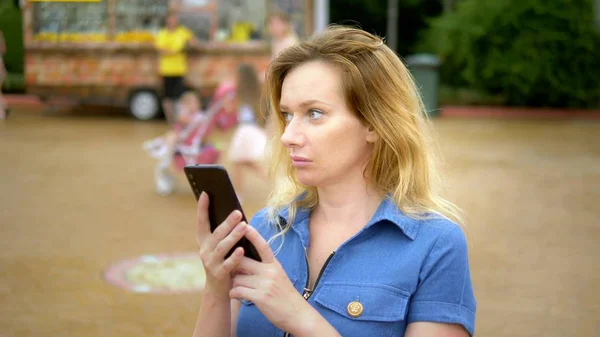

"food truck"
[23, 0, 313, 120]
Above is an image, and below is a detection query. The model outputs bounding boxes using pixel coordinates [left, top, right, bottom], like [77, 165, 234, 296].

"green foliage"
[0, 1, 24, 74]
[420, 0, 600, 108]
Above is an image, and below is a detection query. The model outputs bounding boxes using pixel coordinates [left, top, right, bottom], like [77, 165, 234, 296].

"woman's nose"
[280, 119, 302, 148]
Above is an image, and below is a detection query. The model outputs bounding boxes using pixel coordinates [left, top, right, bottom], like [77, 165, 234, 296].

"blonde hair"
[263, 26, 465, 235]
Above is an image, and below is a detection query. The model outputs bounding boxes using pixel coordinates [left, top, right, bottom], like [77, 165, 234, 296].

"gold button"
[347, 301, 364, 318]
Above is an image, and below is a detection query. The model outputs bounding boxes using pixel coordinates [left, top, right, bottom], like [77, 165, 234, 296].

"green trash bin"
[406, 54, 441, 118]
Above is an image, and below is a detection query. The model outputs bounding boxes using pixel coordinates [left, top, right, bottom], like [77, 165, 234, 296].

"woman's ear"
[366, 125, 379, 143]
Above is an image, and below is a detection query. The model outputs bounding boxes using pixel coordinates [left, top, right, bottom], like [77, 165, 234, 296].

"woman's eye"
[281, 112, 293, 122]
[308, 109, 324, 120]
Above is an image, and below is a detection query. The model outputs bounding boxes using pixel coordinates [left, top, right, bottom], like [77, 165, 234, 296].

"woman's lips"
[291, 155, 311, 167]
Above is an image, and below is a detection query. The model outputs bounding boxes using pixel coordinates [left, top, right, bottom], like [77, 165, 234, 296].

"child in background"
[227, 63, 268, 197]
[143, 91, 228, 195]
[212, 80, 238, 132]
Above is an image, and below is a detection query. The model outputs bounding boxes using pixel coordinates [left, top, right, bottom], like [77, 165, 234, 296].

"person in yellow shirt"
[155, 12, 201, 124]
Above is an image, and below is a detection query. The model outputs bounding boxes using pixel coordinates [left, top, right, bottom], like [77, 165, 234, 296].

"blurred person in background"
[155, 12, 202, 125]
[210, 75, 239, 132]
[192, 26, 476, 337]
[0, 30, 8, 119]
[227, 63, 268, 200]
[259, 12, 300, 132]
[257, 11, 300, 83]
[143, 91, 229, 195]
[266, 11, 299, 60]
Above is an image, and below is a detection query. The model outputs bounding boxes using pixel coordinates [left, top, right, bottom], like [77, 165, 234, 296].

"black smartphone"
[184, 164, 261, 262]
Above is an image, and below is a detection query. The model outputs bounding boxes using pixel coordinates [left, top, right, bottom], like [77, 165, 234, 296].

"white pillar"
[314, 0, 329, 33]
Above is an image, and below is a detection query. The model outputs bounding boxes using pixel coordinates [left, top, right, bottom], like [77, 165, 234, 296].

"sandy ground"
[0, 109, 598, 337]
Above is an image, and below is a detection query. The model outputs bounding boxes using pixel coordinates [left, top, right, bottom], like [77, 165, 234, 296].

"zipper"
[282, 248, 336, 337]
[306, 250, 335, 301]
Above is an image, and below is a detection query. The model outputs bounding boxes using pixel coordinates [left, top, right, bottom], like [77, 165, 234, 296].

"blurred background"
[0, 0, 599, 336]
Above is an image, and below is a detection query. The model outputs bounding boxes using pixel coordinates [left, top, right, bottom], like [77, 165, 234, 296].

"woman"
[227, 63, 268, 197]
[193, 26, 476, 337]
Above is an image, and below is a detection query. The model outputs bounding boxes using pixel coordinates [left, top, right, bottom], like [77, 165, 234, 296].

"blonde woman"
[193, 26, 476, 337]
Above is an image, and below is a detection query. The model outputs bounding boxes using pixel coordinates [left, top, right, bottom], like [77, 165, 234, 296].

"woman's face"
[279, 61, 378, 187]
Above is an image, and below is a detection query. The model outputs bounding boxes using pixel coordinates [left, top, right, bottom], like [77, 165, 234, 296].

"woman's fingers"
[197, 193, 243, 254]
[231, 273, 260, 289]
[234, 256, 263, 275]
[197, 192, 243, 241]
[214, 246, 245, 279]
[211, 222, 248, 260]
[211, 209, 244, 242]
[229, 284, 256, 302]
[244, 226, 275, 263]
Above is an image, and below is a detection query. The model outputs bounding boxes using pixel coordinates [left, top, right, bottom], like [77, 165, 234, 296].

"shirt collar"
[276, 194, 419, 242]
[364, 195, 419, 240]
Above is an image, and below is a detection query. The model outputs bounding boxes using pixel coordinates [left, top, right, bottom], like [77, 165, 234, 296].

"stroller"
[143, 91, 233, 195]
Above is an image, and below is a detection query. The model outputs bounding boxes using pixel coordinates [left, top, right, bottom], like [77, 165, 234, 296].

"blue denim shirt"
[236, 197, 476, 336]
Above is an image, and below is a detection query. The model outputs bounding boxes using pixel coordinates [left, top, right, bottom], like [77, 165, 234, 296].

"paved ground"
[0, 107, 599, 337]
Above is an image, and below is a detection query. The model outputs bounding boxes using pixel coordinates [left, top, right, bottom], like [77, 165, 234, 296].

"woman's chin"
[295, 173, 320, 188]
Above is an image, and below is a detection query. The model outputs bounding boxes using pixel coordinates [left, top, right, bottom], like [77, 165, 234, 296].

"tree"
[422, 0, 600, 108]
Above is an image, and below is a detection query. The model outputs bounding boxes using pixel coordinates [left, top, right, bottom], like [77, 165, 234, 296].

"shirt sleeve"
[406, 223, 477, 336]
[154, 31, 167, 50]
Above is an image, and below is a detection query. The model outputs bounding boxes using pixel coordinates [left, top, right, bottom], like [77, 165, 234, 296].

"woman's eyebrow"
[280, 99, 331, 111]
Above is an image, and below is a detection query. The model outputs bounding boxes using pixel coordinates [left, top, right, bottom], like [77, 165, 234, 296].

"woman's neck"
[313, 176, 383, 229]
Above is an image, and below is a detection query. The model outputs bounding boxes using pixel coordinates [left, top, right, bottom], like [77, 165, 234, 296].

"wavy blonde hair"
[263, 25, 464, 233]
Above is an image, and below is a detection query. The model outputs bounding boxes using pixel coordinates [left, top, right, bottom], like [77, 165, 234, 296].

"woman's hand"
[229, 226, 316, 335]
[196, 192, 248, 300]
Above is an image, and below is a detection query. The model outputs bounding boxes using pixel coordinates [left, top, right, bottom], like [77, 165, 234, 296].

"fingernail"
[236, 223, 247, 232]
[200, 191, 206, 198]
